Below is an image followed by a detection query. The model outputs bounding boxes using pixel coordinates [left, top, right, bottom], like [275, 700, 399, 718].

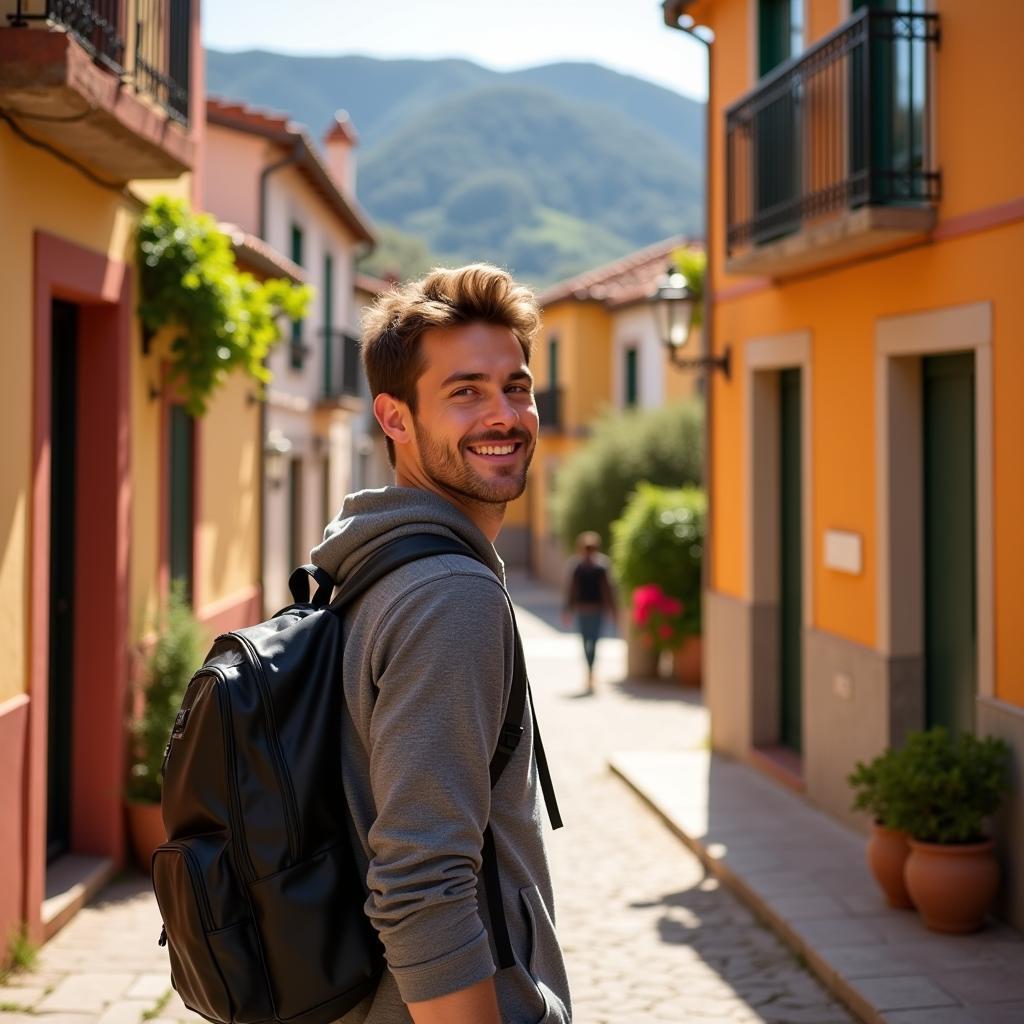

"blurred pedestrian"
[562, 531, 617, 694]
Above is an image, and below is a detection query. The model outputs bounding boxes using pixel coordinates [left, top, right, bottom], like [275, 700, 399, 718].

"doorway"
[47, 300, 78, 863]
[779, 367, 804, 753]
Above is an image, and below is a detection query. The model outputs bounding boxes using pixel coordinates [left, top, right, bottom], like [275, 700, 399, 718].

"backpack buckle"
[496, 723, 524, 758]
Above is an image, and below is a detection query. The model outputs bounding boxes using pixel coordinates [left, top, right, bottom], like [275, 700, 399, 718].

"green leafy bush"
[551, 401, 703, 554]
[610, 483, 705, 638]
[849, 727, 1011, 844]
[127, 584, 206, 804]
[847, 745, 905, 829]
[137, 196, 312, 415]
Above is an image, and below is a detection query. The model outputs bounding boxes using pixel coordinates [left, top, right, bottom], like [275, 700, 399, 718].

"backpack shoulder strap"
[329, 532, 561, 971]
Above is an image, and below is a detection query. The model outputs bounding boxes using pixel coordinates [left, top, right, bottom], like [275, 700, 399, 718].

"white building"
[202, 100, 376, 612]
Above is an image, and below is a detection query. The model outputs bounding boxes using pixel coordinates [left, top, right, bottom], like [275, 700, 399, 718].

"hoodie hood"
[311, 486, 505, 586]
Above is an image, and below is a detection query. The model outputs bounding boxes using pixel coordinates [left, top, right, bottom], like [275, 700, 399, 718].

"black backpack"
[152, 534, 561, 1024]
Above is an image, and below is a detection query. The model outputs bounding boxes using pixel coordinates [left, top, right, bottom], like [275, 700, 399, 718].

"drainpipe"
[257, 143, 302, 613]
[663, 5, 717, 602]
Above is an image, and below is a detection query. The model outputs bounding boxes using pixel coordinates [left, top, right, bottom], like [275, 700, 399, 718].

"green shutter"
[323, 252, 334, 395]
[923, 353, 976, 735]
[548, 336, 559, 386]
[290, 224, 305, 369]
[625, 347, 638, 408]
[169, 404, 194, 601]
[759, 0, 793, 76]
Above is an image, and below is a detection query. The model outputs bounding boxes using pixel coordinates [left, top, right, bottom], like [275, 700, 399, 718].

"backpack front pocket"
[153, 840, 273, 1024]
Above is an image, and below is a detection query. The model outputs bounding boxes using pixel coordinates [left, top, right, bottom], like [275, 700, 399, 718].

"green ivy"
[672, 246, 706, 331]
[137, 196, 312, 416]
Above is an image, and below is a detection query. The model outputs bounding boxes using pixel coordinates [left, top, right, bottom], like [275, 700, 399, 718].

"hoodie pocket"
[519, 886, 571, 1024]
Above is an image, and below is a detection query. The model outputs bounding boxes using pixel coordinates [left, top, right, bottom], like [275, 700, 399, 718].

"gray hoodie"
[311, 486, 571, 1024]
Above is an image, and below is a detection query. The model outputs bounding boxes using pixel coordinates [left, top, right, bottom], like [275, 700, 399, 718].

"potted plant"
[611, 483, 705, 684]
[126, 583, 206, 870]
[848, 746, 915, 909]
[889, 727, 1011, 933]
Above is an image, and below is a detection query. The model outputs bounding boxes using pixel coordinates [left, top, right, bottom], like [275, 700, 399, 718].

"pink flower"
[658, 624, 673, 641]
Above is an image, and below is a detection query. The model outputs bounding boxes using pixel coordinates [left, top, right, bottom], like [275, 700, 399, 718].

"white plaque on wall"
[824, 530, 863, 575]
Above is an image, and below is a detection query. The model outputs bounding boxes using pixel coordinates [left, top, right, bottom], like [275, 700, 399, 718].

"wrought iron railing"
[7, 0, 191, 125]
[534, 388, 562, 431]
[322, 329, 364, 401]
[725, 7, 940, 254]
[135, 0, 191, 124]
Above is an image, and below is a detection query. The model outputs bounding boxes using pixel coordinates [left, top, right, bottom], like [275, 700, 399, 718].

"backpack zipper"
[159, 842, 214, 932]
[233, 632, 302, 863]
[214, 680, 258, 883]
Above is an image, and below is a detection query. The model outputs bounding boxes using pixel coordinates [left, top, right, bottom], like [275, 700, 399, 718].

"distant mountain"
[205, 51, 705, 284]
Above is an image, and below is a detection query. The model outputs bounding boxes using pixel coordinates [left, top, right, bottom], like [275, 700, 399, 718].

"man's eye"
[507, 384, 532, 394]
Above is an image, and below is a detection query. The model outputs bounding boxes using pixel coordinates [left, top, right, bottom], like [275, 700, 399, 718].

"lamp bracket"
[668, 344, 732, 380]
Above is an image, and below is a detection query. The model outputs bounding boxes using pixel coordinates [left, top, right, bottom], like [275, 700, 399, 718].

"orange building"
[664, 0, 1024, 927]
[523, 238, 704, 582]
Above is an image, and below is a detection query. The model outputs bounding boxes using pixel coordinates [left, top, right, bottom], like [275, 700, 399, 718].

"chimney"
[323, 110, 358, 196]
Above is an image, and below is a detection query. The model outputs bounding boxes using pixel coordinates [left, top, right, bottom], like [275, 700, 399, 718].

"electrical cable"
[0, 108, 131, 195]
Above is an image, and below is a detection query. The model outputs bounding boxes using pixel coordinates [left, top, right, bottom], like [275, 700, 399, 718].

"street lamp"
[650, 265, 731, 378]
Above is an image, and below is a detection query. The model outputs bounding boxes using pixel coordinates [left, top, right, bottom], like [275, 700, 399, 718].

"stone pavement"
[610, 749, 1024, 1024]
[1, 574, 855, 1024]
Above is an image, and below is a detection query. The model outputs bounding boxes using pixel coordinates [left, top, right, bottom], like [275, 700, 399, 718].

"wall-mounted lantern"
[263, 429, 292, 489]
[650, 265, 730, 379]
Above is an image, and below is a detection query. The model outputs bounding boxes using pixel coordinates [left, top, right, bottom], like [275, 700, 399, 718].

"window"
[290, 223, 305, 370]
[624, 346, 639, 408]
[169, 405, 194, 600]
[548, 336, 559, 387]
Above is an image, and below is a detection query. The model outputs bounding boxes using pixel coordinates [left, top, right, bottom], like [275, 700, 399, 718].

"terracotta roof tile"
[537, 236, 702, 310]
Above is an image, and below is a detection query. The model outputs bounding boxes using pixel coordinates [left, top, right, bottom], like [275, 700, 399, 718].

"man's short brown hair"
[362, 263, 540, 404]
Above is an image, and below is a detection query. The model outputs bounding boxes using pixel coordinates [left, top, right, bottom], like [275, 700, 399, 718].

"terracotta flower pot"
[866, 822, 914, 909]
[673, 634, 702, 687]
[624, 612, 659, 680]
[125, 798, 167, 873]
[904, 837, 1000, 933]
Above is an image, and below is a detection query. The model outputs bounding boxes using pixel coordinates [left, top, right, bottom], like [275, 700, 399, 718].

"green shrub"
[551, 401, 703, 554]
[849, 727, 1011, 844]
[127, 583, 206, 804]
[610, 483, 705, 638]
[847, 745, 905, 829]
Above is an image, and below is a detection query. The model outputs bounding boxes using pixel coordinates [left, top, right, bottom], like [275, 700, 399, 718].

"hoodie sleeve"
[363, 568, 512, 1004]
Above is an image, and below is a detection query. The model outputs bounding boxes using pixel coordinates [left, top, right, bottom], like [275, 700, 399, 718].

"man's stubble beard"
[413, 420, 536, 510]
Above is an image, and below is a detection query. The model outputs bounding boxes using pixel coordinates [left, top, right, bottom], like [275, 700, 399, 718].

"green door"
[48, 300, 78, 863]
[779, 368, 803, 753]
[923, 353, 976, 734]
[756, 0, 803, 241]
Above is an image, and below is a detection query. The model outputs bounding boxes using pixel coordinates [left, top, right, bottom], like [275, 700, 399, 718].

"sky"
[201, 0, 709, 102]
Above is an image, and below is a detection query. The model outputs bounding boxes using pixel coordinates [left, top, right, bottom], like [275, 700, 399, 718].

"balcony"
[0, 0, 194, 181]
[534, 387, 563, 432]
[725, 7, 940, 278]
[321, 329, 364, 408]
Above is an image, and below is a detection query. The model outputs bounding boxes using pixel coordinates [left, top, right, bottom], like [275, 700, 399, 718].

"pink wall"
[201, 124, 267, 236]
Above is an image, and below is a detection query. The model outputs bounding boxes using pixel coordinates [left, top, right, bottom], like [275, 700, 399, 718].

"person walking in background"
[563, 531, 617, 694]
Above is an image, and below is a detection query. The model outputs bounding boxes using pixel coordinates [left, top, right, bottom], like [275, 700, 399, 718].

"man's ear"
[373, 393, 413, 450]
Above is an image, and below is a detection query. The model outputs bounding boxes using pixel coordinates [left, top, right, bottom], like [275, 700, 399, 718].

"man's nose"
[482, 391, 519, 429]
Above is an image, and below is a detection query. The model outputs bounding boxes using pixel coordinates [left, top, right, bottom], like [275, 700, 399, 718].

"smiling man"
[311, 265, 571, 1024]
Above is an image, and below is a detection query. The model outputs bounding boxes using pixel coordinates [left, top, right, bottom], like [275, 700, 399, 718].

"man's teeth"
[471, 444, 516, 456]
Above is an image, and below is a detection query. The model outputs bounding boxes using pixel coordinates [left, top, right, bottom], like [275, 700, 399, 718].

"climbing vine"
[137, 196, 312, 415]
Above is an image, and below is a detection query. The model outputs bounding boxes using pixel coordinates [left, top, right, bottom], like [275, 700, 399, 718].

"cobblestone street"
[0, 578, 856, 1024]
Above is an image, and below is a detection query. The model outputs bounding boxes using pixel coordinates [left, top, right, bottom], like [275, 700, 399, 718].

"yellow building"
[524, 238, 703, 582]
[0, 0, 262, 955]
[665, 0, 1024, 927]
